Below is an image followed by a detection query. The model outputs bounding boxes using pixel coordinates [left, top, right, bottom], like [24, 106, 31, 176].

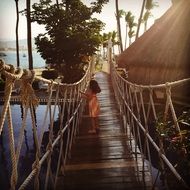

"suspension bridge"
[0, 58, 190, 190]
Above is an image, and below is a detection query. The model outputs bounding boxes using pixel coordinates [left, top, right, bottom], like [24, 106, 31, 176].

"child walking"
[80, 79, 101, 134]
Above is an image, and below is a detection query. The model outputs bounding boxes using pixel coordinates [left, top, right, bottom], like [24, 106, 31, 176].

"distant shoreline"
[0, 48, 37, 51]
[0, 50, 46, 69]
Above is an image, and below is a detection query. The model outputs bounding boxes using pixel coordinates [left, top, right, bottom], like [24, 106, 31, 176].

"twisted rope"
[111, 60, 190, 189]
[0, 60, 23, 189]
[0, 64, 23, 135]
[20, 70, 38, 108]
[45, 84, 60, 190]
[0, 60, 92, 189]
[30, 104, 41, 190]
[38, 81, 54, 148]
[7, 104, 18, 190]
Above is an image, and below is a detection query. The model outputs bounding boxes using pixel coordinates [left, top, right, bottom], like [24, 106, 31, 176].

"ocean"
[0, 50, 46, 69]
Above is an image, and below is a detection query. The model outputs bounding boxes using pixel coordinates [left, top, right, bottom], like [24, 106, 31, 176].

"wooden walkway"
[57, 72, 152, 190]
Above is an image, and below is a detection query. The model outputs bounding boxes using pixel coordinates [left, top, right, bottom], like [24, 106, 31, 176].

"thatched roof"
[117, 0, 190, 85]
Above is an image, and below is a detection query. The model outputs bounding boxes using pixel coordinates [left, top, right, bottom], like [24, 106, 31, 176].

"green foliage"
[31, 0, 108, 83]
[41, 69, 58, 80]
[101, 31, 119, 47]
[155, 110, 190, 185]
[142, 11, 152, 22]
[118, 9, 125, 18]
[125, 11, 137, 39]
[145, 0, 158, 10]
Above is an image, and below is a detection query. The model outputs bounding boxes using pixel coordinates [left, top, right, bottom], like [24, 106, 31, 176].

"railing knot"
[165, 82, 171, 96]
[20, 69, 38, 108]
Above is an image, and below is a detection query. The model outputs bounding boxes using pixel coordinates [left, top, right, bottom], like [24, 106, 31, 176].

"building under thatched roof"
[117, 0, 190, 86]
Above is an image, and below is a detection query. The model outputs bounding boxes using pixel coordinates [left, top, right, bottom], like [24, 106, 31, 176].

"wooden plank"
[64, 160, 148, 171]
[56, 71, 152, 190]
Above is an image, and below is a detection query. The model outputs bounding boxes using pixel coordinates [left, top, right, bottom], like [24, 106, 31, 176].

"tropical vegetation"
[155, 110, 190, 187]
[30, 0, 108, 83]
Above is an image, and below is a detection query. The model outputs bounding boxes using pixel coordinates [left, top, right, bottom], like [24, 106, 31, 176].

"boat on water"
[23, 53, 26, 57]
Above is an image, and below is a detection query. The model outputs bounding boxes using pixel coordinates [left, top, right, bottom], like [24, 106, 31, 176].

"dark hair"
[89, 79, 101, 94]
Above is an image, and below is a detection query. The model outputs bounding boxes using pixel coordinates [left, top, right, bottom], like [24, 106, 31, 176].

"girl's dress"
[88, 94, 100, 118]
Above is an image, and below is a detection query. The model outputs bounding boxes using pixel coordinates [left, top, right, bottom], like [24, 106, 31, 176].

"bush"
[41, 69, 58, 80]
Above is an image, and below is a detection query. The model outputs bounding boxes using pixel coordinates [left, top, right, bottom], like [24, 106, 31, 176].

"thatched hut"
[117, 0, 190, 86]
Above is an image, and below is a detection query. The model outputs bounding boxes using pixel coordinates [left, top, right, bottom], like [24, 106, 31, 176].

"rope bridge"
[0, 59, 92, 190]
[1, 57, 190, 189]
[110, 61, 190, 189]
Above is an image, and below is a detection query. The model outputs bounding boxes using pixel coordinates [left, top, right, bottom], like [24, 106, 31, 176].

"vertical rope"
[68, 85, 77, 155]
[166, 85, 182, 138]
[63, 86, 73, 164]
[0, 65, 22, 189]
[139, 89, 154, 184]
[45, 84, 60, 190]
[54, 86, 68, 186]
[16, 104, 29, 163]
[7, 104, 18, 190]
[30, 104, 40, 190]
[0, 60, 92, 190]
[38, 81, 53, 147]
[0, 66, 22, 135]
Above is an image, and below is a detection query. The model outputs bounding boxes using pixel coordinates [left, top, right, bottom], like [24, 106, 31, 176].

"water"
[0, 104, 59, 189]
[0, 50, 46, 69]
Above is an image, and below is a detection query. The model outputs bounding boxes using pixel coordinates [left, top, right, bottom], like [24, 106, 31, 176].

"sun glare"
[0, 0, 171, 41]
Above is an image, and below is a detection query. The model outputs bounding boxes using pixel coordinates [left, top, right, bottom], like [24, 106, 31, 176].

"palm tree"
[115, 0, 123, 53]
[135, 0, 146, 40]
[128, 15, 137, 45]
[101, 31, 118, 58]
[142, 11, 151, 32]
[56, 0, 59, 8]
[125, 11, 132, 49]
[143, 0, 158, 32]
[111, 31, 118, 55]
[128, 29, 135, 45]
[15, 0, 20, 67]
[26, 0, 33, 69]
[124, 11, 132, 49]
[102, 33, 109, 59]
[125, 11, 137, 47]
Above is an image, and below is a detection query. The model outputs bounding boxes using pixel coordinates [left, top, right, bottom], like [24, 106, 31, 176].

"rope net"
[110, 61, 190, 190]
[0, 59, 92, 189]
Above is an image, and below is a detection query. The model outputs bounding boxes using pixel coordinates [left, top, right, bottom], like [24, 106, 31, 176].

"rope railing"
[0, 59, 92, 189]
[110, 61, 190, 190]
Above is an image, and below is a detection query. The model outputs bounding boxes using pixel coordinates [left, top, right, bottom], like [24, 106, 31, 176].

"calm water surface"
[0, 50, 46, 69]
[0, 104, 59, 189]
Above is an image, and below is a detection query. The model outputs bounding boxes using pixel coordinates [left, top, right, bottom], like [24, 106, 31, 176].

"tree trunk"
[115, 0, 123, 52]
[56, 0, 59, 9]
[144, 21, 147, 32]
[125, 24, 128, 49]
[15, 0, 20, 67]
[26, 0, 33, 70]
[135, 0, 146, 40]
[129, 37, 132, 46]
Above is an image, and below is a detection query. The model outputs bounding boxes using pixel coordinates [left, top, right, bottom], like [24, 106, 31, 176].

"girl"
[80, 79, 101, 134]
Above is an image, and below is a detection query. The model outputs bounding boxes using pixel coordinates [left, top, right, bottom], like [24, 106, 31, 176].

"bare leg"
[94, 117, 99, 129]
[88, 117, 96, 134]
[95, 117, 100, 133]
[91, 117, 96, 131]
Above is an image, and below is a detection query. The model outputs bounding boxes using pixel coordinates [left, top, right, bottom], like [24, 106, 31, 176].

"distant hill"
[0, 39, 36, 50]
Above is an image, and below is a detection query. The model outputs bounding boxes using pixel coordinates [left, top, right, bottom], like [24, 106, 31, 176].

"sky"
[0, 0, 172, 41]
